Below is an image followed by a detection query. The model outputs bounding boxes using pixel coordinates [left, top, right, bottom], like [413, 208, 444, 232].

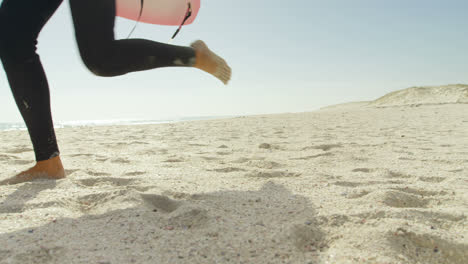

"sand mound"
[371, 84, 468, 107]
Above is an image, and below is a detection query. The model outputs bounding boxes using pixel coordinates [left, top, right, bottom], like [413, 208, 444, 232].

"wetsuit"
[0, 0, 196, 161]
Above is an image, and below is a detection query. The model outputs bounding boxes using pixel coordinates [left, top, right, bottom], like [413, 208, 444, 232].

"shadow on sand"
[0, 181, 326, 263]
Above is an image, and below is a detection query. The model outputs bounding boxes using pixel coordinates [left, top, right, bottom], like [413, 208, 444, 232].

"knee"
[78, 45, 120, 77]
[82, 59, 116, 77]
[0, 24, 37, 62]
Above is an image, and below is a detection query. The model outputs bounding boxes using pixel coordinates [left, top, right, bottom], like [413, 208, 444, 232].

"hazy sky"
[1, 0, 468, 122]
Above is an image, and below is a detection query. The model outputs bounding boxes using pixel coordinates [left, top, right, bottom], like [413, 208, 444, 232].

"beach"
[0, 86, 467, 263]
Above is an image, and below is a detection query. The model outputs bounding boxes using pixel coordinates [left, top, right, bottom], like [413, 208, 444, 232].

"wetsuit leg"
[69, 0, 196, 77]
[0, 0, 63, 161]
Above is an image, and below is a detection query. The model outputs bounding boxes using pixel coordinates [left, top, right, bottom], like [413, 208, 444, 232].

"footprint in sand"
[140, 194, 182, 213]
[259, 143, 272, 149]
[388, 228, 468, 264]
[73, 190, 128, 213]
[76, 177, 137, 187]
[123, 171, 146, 176]
[345, 189, 371, 199]
[384, 170, 412, 179]
[352, 209, 466, 227]
[110, 158, 131, 164]
[161, 191, 192, 200]
[86, 171, 111, 177]
[258, 143, 284, 150]
[246, 160, 283, 169]
[352, 168, 373, 173]
[156, 148, 169, 155]
[65, 169, 79, 176]
[163, 158, 184, 163]
[137, 149, 157, 155]
[419, 147, 433, 151]
[167, 206, 210, 229]
[317, 214, 350, 227]
[232, 156, 266, 164]
[334, 179, 406, 188]
[399, 157, 416, 161]
[390, 187, 446, 197]
[351, 169, 412, 180]
[419, 176, 446, 183]
[216, 151, 232, 156]
[283, 221, 328, 252]
[403, 210, 466, 225]
[291, 152, 333, 160]
[371, 190, 430, 208]
[231, 157, 249, 163]
[245, 170, 301, 178]
[333, 181, 362, 188]
[200, 156, 221, 161]
[302, 144, 342, 151]
[129, 141, 149, 145]
[210, 167, 246, 173]
[440, 144, 453, 148]
[189, 143, 208, 147]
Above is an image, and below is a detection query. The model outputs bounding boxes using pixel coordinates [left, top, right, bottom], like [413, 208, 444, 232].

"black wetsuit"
[0, 0, 196, 161]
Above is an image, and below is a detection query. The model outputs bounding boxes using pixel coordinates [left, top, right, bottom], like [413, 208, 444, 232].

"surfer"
[0, 0, 231, 185]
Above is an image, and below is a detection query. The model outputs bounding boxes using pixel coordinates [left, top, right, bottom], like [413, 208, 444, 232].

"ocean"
[0, 116, 232, 131]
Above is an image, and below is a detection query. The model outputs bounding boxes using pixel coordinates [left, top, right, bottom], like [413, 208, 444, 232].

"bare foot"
[0, 156, 65, 185]
[191, 40, 232, 85]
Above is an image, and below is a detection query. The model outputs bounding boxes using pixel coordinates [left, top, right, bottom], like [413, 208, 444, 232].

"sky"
[1, 0, 468, 123]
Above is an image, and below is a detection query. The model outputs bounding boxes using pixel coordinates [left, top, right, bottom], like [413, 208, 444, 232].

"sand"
[0, 85, 467, 264]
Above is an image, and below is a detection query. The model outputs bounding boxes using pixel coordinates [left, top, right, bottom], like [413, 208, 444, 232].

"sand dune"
[371, 84, 468, 107]
[0, 86, 467, 263]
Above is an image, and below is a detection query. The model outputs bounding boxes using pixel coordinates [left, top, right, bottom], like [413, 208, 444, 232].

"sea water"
[0, 116, 231, 131]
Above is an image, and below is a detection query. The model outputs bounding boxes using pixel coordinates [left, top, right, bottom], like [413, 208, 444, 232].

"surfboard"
[116, 0, 201, 26]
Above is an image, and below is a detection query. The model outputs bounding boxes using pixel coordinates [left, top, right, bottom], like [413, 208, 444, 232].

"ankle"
[190, 40, 231, 85]
[36, 156, 65, 177]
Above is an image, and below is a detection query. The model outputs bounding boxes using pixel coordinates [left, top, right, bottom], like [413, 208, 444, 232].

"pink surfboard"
[116, 0, 201, 26]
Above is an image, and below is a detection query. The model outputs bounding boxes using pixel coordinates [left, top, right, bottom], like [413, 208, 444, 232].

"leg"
[0, 0, 65, 185]
[69, 0, 231, 84]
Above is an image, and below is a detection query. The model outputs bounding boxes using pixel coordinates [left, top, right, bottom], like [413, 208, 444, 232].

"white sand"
[0, 85, 467, 264]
